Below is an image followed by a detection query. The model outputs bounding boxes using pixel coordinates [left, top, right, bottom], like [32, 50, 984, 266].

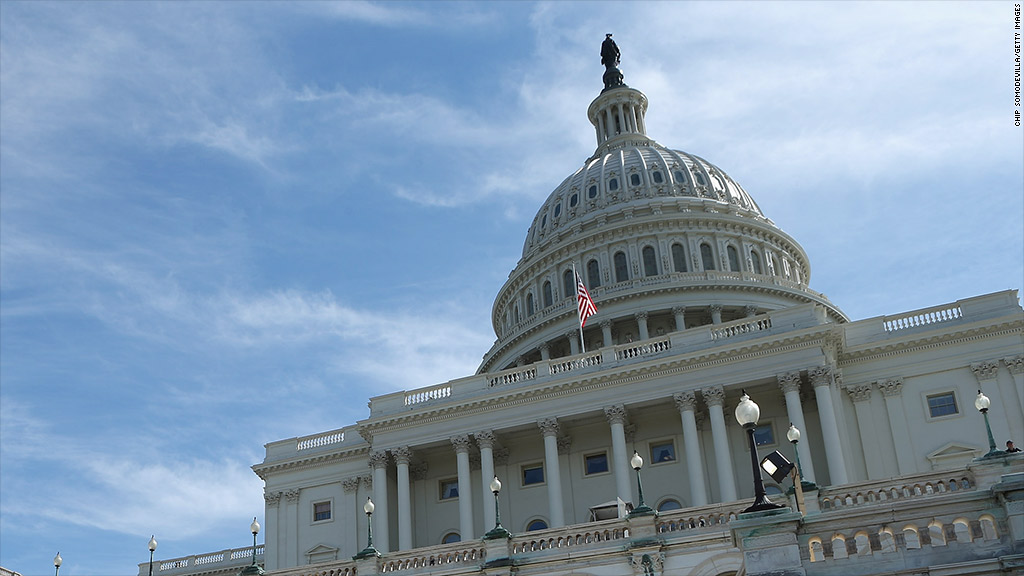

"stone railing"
[616, 337, 671, 360]
[404, 383, 451, 406]
[710, 316, 772, 341]
[817, 469, 975, 511]
[883, 303, 962, 333]
[488, 366, 537, 387]
[270, 563, 355, 576]
[655, 502, 746, 534]
[297, 429, 345, 451]
[508, 518, 630, 554]
[141, 546, 263, 576]
[379, 542, 484, 572]
[549, 351, 602, 374]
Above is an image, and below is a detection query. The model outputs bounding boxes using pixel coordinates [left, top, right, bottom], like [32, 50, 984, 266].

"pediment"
[926, 442, 980, 469]
[305, 543, 339, 563]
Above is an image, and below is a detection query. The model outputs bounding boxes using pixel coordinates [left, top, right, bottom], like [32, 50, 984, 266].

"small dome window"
[727, 245, 741, 272]
[671, 243, 687, 272]
[441, 532, 461, 544]
[526, 293, 535, 316]
[673, 170, 685, 183]
[750, 250, 763, 274]
[608, 178, 619, 191]
[588, 184, 598, 198]
[587, 259, 601, 288]
[553, 203, 561, 218]
[542, 281, 553, 308]
[695, 173, 706, 186]
[614, 251, 629, 282]
[569, 193, 579, 207]
[563, 269, 575, 298]
[642, 246, 658, 276]
[652, 171, 664, 184]
[541, 214, 547, 228]
[630, 173, 641, 186]
[700, 243, 715, 271]
[526, 519, 548, 532]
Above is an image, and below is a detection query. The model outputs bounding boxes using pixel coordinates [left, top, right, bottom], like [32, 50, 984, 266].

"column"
[393, 447, 413, 550]
[710, 304, 723, 324]
[777, 372, 816, 483]
[601, 320, 614, 348]
[539, 342, 551, 361]
[604, 108, 614, 139]
[451, 435, 475, 540]
[476, 430, 496, 531]
[635, 311, 649, 340]
[673, 391, 708, 506]
[263, 492, 281, 570]
[368, 450, 390, 553]
[846, 384, 885, 479]
[744, 305, 758, 318]
[1004, 355, 1024, 415]
[566, 330, 580, 355]
[616, 102, 626, 134]
[284, 488, 300, 566]
[604, 405, 632, 504]
[673, 306, 686, 331]
[877, 379, 916, 476]
[809, 366, 849, 486]
[538, 419, 566, 527]
[701, 385, 737, 502]
[341, 478, 361, 558]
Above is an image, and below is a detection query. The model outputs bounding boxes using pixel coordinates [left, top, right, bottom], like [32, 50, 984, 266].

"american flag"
[575, 270, 598, 328]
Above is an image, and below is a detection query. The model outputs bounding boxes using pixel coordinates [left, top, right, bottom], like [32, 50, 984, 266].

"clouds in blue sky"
[1, 1, 1020, 575]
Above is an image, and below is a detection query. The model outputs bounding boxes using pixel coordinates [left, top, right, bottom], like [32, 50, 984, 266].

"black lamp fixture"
[485, 475, 511, 539]
[148, 536, 158, 576]
[734, 390, 785, 513]
[54, 552, 62, 576]
[975, 390, 1007, 459]
[353, 497, 381, 559]
[628, 451, 655, 516]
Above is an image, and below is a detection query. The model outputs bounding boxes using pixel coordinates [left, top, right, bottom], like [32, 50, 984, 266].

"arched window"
[441, 532, 461, 544]
[903, 526, 921, 549]
[809, 538, 824, 562]
[614, 251, 629, 282]
[587, 259, 601, 288]
[608, 178, 619, 191]
[952, 518, 971, 543]
[569, 193, 579, 207]
[700, 243, 715, 271]
[652, 171, 664, 184]
[750, 250, 763, 274]
[854, 532, 871, 556]
[879, 528, 896, 554]
[563, 269, 574, 299]
[526, 519, 548, 532]
[541, 214, 547, 228]
[929, 521, 946, 546]
[657, 499, 682, 512]
[542, 281, 553, 308]
[553, 203, 561, 218]
[831, 535, 848, 559]
[588, 184, 598, 198]
[642, 246, 658, 277]
[630, 173, 641, 186]
[513, 305, 520, 324]
[727, 245, 740, 272]
[767, 253, 776, 275]
[671, 243, 687, 272]
[526, 293, 534, 316]
[980, 515, 999, 540]
[673, 170, 686, 183]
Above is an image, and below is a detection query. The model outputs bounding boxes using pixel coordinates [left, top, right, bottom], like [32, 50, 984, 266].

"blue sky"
[1, 1, 1021, 574]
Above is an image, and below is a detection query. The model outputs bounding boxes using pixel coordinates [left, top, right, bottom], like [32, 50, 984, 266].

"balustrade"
[404, 384, 451, 406]
[616, 337, 671, 360]
[297, 430, 344, 451]
[548, 352, 602, 374]
[883, 303, 962, 333]
[818, 471, 974, 511]
[489, 366, 537, 387]
[710, 317, 772, 341]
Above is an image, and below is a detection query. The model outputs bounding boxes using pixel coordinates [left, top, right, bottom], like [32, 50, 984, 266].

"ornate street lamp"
[735, 390, 785, 513]
[54, 552, 62, 576]
[975, 390, 1006, 459]
[628, 451, 654, 516]
[786, 424, 816, 491]
[353, 497, 380, 559]
[484, 476, 511, 539]
[148, 536, 158, 576]
[239, 518, 264, 576]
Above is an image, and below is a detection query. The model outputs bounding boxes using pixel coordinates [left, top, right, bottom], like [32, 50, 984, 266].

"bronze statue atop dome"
[601, 34, 625, 91]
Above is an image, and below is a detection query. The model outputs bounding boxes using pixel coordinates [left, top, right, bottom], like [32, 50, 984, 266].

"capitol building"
[146, 44, 1023, 576]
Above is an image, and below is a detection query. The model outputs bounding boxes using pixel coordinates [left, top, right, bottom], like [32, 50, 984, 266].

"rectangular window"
[927, 392, 959, 418]
[584, 452, 609, 475]
[753, 424, 775, 446]
[440, 479, 459, 500]
[649, 441, 676, 464]
[313, 500, 331, 522]
[522, 464, 544, 486]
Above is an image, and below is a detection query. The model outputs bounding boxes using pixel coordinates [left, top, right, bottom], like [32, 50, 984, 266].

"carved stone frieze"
[971, 361, 1000, 382]
[342, 478, 361, 493]
[701, 385, 726, 407]
[846, 383, 873, 403]
[624, 423, 637, 443]
[493, 447, 510, 466]
[361, 475, 372, 489]
[1003, 355, 1024, 375]
[557, 436, 572, 455]
[877, 378, 904, 397]
[630, 551, 664, 575]
[284, 488, 301, 503]
[450, 434, 473, 454]
[673, 390, 697, 412]
[265, 491, 282, 506]
[410, 463, 428, 481]
[777, 371, 802, 395]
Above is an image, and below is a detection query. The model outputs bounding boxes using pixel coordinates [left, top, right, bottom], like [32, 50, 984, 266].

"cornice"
[837, 318, 1023, 366]
[252, 444, 370, 479]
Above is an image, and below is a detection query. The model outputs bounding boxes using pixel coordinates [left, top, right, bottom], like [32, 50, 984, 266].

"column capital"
[876, 378, 904, 397]
[744, 305, 758, 317]
[971, 360, 1000, 382]
[709, 304, 723, 314]
[475, 430, 496, 449]
[600, 319, 613, 328]
[808, 365, 832, 388]
[538, 418, 560, 437]
[284, 488, 301, 503]
[493, 447, 510, 466]
[564, 330, 578, 340]
[777, 371, 802, 394]
[369, 450, 390, 469]
[392, 446, 413, 465]
[557, 436, 572, 455]
[672, 305, 686, 315]
[361, 475, 372, 489]
[634, 311, 649, 321]
[450, 434, 473, 454]
[845, 383, 873, 403]
[701, 385, 726, 407]
[673, 390, 697, 411]
[410, 462, 428, 481]
[1003, 354, 1024, 374]
[538, 342, 550, 352]
[604, 404, 628, 425]
[264, 491, 282, 507]
[342, 477, 361, 493]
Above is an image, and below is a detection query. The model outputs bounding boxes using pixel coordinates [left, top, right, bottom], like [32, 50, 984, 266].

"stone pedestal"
[730, 508, 804, 576]
[483, 533, 513, 569]
[627, 510, 660, 547]
[352, 554, 380, 575]
[991, 470, 1024, 543]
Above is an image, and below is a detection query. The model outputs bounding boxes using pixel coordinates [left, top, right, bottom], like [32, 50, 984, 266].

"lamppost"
[148, 536, 158, 576]
[628, 451, 654, 516]
[735, 390, 785, 513]
[237, 516, 264, 573]
[786, 424, 816, 491]
[354, 497, 380, 559]
[975, 390, 1006, 459]
[54, 552, 62, 576]
[485, 475, 511, 539]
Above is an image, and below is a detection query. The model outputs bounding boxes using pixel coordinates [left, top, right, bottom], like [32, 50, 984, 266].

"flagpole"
[573, 262, 586, 355]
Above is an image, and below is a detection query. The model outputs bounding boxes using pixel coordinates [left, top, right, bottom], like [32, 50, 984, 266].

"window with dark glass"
[553, 203, 561, 218]
[522, 464, 544, 486]
[514, 305, 520, 324]
[750, 250, 763, 274]
[649, 441, 676, 463]
[570, 193, 579, 207]
[440, 479, 459, 500]
[541, 214, 547, 228]
[630, 173, 641, 186]
[526, 293, 534, 316]
[642, 246, 658, 277]
[652, 171, 664, 184]
[442, 532, 461, 544]
[927, 392, 959, 417]
[695, 172, 706, 186]
[313, 501, 331, 522]
[543, 281, 553, 308]
[727, 245, 741, 272]
[588, 184, 598, 198]
[672, 243, 687, 272]
[674, 170, 685, 183]
[657, 499, 682, 512]
[587, 259, 601, 288]
[584, 453, 609, 475]
[700, 243, 715, 271]
[563, 270, 574, 298]
[527, 520, 548, 531]
[753, 424, 775, 446]
[614, 251, 629, 282]
[608, 178, 619, 191]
